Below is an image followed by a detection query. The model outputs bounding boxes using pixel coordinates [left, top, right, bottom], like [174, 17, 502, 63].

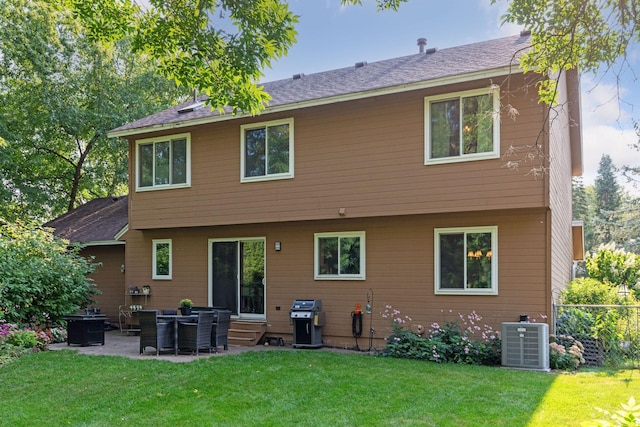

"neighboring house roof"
[44, 196, 128, 245]
[109, 33, 531, 138]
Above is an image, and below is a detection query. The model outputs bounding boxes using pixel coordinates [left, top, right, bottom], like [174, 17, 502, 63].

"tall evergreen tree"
[572, 176, 596, 252]
[595, 155, 621, 213]
[592, 154, 622, 248]
[572, 176, 589, 220]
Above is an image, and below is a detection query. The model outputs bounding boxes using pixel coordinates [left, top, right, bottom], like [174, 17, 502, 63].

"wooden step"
[228, 321, 267, 347]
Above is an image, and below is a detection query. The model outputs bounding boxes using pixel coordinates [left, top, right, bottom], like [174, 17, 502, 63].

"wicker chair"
[139, 310, 174, 355]
[177, 311, 215, 355]
[211, 310, 231, 352]
[161, 309, 177, 315]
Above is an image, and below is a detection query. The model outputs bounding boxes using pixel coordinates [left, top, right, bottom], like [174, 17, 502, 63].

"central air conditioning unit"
[501, 322, 549, 371]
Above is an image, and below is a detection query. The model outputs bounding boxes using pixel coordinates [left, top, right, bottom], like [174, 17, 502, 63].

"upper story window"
[425, 87, 500, 165]
[434, 226, 498, 295]
[314, 231, 366, 280]
[241, 118, 294, 182]
[136, 133, 190, 191]
[152, 239, 172, 280]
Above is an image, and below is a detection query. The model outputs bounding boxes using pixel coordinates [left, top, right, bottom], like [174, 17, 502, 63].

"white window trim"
[240, 118, 294, 183]
[434, 226, 498, 295]
[424, 86, 500, 165]
[152, 239, 172, 280]
[314, 231, 366, 280]
[135, 133, 191, 192]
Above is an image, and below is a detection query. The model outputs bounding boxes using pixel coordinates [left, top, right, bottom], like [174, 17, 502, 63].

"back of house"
[107, 32, 583, 348]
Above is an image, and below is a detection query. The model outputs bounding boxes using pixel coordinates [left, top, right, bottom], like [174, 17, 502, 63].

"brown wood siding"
[121, 209, 549, 348]
[83, 245, 125, 323]
[128, 74, 548, 230]
[549, 72, 576, 302]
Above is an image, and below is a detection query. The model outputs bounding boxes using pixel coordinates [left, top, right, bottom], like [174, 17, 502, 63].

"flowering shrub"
[48, 326, 67, 344]
[585, 243, 640, 293]
[0, 320, 52, 362]
[381, 307, 501, 366]
[549, 335, 585, 370]
[381, 305, 412, 334]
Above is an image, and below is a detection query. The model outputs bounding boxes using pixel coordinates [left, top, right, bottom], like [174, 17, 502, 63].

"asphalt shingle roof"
[110, 33, 531, 136]
[44, 196, 128, 244]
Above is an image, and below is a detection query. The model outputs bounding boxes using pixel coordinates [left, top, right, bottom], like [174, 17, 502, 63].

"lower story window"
[314, 231, 365, 280]
[434, 226, 497, 294]
[153, 239, 172, 280]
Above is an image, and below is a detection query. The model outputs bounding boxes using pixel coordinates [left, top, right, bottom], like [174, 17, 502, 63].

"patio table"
[157, 314, 199, 355]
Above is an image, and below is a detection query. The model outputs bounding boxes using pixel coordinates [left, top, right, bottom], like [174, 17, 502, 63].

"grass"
[0, 350, 638, 426]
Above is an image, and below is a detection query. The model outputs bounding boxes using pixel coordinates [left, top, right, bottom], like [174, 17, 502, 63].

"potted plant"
[179, 299, 193, 315]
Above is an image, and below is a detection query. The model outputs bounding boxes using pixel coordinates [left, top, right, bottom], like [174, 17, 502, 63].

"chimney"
[417, 38, 427, 53]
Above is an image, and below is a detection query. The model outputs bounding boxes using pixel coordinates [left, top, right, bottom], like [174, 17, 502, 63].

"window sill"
[425, 152, 499, 166]
[435, 289, 498, 296]
[315, 276, 366, 281]
[241, 174, 294, 184]
[136, 183, 191, 192]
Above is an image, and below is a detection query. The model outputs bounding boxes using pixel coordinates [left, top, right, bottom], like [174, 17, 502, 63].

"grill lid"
[290, 299, 322, 311]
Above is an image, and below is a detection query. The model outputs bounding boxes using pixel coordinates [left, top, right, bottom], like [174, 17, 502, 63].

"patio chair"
[139, 310, 174, 356]
[161, 309, 177, 315]
[177, 311, 215, 355]
[211, 310, 231, 352]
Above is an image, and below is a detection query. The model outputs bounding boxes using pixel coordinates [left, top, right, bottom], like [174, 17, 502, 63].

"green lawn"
[0, 350, 637, 426]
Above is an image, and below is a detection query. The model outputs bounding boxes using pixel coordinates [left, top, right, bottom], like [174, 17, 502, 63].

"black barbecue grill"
[290, 299, 324, 348]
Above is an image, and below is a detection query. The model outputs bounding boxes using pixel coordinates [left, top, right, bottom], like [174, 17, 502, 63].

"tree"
[621, 120, 640, 185]
[592, 154, 622, 247]
[595, 155, 622, 213]
[494, 0, 638, 104]
[0, 220, 99, 326]
[71, 0, 298, 114]
[0, 0, 187, 221]
[346, 0, 638, 105]
[572, 176, 590, 220]
[611, 194, 640, 254]
[572, 176, 596, 251]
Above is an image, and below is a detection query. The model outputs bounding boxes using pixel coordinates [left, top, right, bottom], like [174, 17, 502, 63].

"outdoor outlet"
[276, 306, 281, 311]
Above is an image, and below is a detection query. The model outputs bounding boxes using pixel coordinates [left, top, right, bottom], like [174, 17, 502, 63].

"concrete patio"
[49, 329, 292, 363]
[49, 329, 361, 362]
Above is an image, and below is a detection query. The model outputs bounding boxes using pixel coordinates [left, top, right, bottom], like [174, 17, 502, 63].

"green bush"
[560, 278, 626, 305]
[556, 308, 595, 339]
[5, 329, 37, 348]
[0, 220, 100, 326]
[585, 244, 640, 296]
[559, 275, 636, 361]
[0, 321, 53, 364]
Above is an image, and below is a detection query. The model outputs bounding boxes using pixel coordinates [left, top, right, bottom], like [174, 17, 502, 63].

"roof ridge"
[259, 33, 528, 86]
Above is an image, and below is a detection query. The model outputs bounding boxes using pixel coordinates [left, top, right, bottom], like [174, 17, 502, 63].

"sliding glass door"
[210, 238, 265, 319]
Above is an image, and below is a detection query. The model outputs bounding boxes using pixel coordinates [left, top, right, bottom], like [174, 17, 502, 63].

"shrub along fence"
[553, 303, 640, 367]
